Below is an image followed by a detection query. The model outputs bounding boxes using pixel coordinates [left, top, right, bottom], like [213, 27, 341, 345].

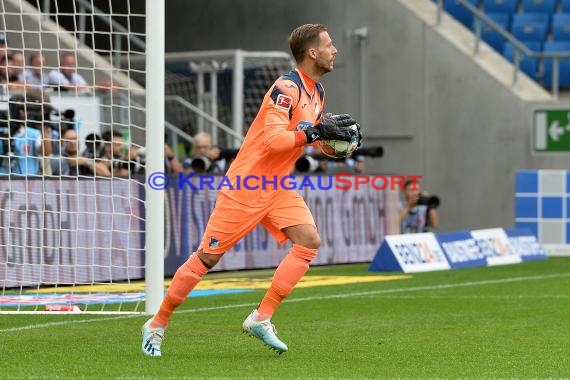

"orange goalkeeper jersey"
[220, 68, 325, 205]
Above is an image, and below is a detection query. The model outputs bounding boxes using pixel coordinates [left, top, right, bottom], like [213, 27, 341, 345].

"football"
[319, 124, 360, 159]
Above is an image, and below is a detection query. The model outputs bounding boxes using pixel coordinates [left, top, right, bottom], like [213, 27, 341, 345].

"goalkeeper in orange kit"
[141, 23, 362, 356]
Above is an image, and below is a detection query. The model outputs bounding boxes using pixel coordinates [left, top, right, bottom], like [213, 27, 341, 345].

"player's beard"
[316, 57, 334, 75]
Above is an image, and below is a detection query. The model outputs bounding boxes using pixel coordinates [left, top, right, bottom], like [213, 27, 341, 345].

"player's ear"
[308, 48, 317, 60]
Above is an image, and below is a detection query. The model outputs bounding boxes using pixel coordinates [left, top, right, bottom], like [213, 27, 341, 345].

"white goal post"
[144, 0, 165, 315]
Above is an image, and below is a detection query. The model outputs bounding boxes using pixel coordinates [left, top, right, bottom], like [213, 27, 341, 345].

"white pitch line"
[360, 294, 570, 299]
[1, 272, 569, 334]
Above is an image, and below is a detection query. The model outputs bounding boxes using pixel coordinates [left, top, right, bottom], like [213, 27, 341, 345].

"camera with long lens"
[8, 92, 52, 130]
[50, 109, 76, 132]
[186, 148, 240, 173]
[417, 194, 440, 209]
[295, 155, 323, 173]
[353, 146, 384, 158]
[189, 156, 211, 173]
[83, 133, 103, 159]
[295, 145, 384, 173]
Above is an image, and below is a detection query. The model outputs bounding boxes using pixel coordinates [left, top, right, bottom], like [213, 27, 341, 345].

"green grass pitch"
[1, 257, 569, 379]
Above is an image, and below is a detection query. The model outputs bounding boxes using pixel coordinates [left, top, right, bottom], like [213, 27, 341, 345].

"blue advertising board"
[369, 228, 547, 273]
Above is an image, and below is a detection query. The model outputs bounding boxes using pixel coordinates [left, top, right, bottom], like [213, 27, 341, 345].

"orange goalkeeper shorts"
[198, 191, 316, 254]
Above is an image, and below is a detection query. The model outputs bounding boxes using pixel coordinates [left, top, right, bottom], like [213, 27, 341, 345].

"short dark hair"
[29, 51, 45, 65]
[403, 179, 420, 189]
[102, 130, 123, 142]
[288, 24, 328, 63]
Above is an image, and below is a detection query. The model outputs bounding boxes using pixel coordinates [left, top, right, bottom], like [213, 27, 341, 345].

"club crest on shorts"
[209, 236, 219, 249]
[274, 94, 292, 111]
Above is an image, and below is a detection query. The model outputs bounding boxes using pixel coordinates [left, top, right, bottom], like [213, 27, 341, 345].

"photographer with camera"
[163, 142, 184, 174]
[50, 128, 110, 176]
[399, 178, 440, 234]
[183, 132, 231, 175]
[2, 90, 54, 176]
[100, 130, 143, 177]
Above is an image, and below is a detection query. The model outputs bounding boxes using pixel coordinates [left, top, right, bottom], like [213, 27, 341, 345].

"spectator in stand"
[50, 128, 110, 176]
[47, 51, 90, 94]
[100, 130, 137, 177]
[7, 90, 53, 176]
[182, 132, 227, 175]
[0, 50, 29, 91]
[21, 51, 48, 89]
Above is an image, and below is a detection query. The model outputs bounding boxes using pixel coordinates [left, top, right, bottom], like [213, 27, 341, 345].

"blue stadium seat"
[561, 0, 570, 12]
[503, 41, 541, 79]
[483, 0, 519, 14]
[443, 0, 480, 28]
[479, 13, 511, 52]
[512, 12, 550, 25]
[542, 42, 570, 88]
[512, 13, 549, 42]
[521, 0, 557, 14]
[552, 14, 570, 41]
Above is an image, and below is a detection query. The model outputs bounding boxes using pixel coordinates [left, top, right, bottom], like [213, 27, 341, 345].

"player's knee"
[291, 228, 321, 250]
[293, 242, 319, 262]
[304, 232, 321, 250]
[196, 248, 224, 269]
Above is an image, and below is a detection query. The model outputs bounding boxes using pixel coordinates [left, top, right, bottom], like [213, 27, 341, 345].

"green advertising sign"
[534, 109, 570, 153]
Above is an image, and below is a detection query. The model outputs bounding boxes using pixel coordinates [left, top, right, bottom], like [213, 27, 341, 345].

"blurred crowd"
[0, 117, 369, 177]
[0, 33, 116, 95]
[0, 31, 119, 176]
[0, 32, 370, 178]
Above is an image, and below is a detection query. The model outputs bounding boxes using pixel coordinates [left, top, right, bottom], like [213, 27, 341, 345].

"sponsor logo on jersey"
[274, 94, 292, 111]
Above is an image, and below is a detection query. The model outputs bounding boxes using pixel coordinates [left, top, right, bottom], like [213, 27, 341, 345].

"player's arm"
[262, 82, 305, 153]
[35, 125, 52, 157]
[263, 82, 359, 153]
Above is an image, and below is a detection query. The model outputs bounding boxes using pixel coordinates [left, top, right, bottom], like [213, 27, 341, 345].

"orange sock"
[151, 253, 209, 328]
[257, 244, 317, 320]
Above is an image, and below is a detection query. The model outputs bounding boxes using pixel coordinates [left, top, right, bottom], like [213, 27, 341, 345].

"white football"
[319, 124, 359, 159]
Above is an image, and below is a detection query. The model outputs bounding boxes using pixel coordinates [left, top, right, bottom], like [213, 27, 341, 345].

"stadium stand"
[483, 0, 520, 14]
[512, 13, 550, 42]
[542, 41, 570, 87]
[441, 0, 570, 89]
[552, 13, 570, 41]
[443, 0, 480, 28]
[479, 13, 511, 52]
[521, 0, 558, 14]
[503, 41, 541, 78]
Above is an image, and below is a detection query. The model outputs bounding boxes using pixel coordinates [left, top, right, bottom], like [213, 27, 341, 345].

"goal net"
[158, 50, 294, 150]
[0, 0, 293, 314]
[0, 0, 156, 314]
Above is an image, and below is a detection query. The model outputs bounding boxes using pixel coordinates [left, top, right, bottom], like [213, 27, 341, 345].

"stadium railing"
[435, 0, 570, 99]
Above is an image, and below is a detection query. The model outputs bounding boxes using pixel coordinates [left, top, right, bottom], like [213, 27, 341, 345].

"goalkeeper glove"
[304, 113, 357, 143]
[353, 123, 363, 148]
